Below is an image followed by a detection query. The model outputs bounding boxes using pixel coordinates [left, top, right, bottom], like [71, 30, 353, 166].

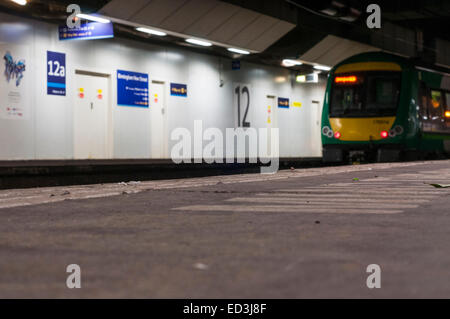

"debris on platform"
[118, 181, 141, 186]
[429, 183, 450, 188]
[193, 263, 209, 270]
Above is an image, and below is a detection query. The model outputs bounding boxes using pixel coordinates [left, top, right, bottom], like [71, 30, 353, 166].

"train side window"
[446, 92, 450, 111]
[418, 82, 429, 119]
[429, 90, 443, 120]
[446, 92, 450, 121]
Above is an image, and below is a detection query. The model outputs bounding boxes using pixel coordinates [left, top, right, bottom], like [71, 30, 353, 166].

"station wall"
[0, 12, 326, 161]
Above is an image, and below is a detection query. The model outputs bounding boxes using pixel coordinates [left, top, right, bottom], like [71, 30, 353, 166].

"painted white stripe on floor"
[277, 189, 444, 195]
[256, 193, 437, 200]
[225, 197, 418, 209]
[173, 205, 402, 214]
[228, 196, 427, 204]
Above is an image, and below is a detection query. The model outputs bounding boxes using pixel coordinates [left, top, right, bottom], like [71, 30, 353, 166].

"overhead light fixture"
[314, 65, 332, 71]
[11, 0, 27, 5]
[136, 27, 166, 36]
[296, 73, 318, 83]
[227, 48, 250, 55]
[185, 38, 212, 47]
[274, 76, 287, 83]
[296, 75, 306, 83]
[321, 8, 338, 16]
[282, 59, 303, 67]
[76, 14, 111, 24]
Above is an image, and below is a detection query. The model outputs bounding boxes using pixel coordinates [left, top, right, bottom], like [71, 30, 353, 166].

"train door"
[74, 71, 111, 159]
[150, 80, 166, 158]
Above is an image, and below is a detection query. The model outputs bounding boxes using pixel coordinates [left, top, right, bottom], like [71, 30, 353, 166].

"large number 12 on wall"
[234, 83, 251, 128]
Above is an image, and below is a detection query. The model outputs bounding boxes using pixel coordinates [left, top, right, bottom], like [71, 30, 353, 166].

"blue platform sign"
[170, 83, 187, 97]
[117, 70, 149, 108]
[278, 97, 290, 109]
[59, 22, 114, 41]
[47, 51, 66, 96]
[232, 60, 241, 70]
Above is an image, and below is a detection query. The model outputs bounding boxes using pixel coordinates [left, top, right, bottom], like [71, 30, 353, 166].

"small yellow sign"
[97, 89, 102, 94]
[79, 88, 84, 92]
[292, 101, 302, 108]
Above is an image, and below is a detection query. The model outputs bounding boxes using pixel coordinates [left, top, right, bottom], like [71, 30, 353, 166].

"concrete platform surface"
[0, 160, 449, 298]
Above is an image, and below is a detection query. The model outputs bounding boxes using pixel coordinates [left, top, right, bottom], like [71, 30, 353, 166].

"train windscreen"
[330, 72, 401, 117]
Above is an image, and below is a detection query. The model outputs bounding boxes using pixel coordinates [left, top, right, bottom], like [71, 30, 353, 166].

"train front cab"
[322, 57, 413, 163]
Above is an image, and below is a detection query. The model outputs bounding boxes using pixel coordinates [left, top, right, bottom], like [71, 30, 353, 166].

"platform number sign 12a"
[47, 51, 66, 96]
[234, 83, 251, 128]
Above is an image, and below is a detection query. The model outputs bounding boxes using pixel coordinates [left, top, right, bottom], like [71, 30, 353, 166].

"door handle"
[90, 102, 94, 110]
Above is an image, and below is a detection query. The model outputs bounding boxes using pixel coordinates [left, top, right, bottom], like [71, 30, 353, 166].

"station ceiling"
[1, 0, 449, 72]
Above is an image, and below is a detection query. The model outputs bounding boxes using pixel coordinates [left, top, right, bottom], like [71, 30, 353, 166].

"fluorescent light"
[136, 27, 166, 36]
[11, 0, 27, 5]
[282, 59, 303, 67]
[227, 48, 250, 55]
[314, 65, 332, 71]
[185, 38, 212, 47]
[76, 14, 111, 24]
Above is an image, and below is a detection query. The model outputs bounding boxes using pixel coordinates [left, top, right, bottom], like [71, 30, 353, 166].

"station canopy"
[99, 0, 296, 53]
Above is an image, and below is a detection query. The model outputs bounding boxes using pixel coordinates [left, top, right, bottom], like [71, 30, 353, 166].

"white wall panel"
[0, 12, 326, 161]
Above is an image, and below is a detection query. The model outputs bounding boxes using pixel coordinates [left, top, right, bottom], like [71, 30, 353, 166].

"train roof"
[332, 51, 450, 76]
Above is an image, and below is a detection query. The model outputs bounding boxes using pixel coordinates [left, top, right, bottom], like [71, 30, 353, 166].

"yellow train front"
[321, 51, 450, 162]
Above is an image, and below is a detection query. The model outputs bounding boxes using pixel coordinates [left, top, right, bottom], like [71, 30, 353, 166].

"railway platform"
[1, 160, 449, 298]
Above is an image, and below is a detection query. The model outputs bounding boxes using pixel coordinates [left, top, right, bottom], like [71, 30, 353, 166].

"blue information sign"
[59, 22, 114, 41]
[117, 70, 149, 108]
[47, 51, 66, 96]
[170, 83, 187, 97]
[278, 97, 290, 109]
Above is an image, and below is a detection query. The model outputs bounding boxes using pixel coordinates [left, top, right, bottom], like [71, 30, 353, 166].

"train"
[321, 51, 450, 163]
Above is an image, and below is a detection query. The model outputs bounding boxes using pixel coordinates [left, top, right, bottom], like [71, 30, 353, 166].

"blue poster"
[47, 51, 66, 96]
[117, 70, 149, 108]
[170, 83, 187, 97]
[278, 97, 289, 109]
[59, 22, 114, 41]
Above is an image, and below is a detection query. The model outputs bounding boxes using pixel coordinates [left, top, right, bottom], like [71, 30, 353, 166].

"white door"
[150, 81, 166, 158]
[266, 95, 278, 154]
[311, 100, 323, 156]
[74, 73, 110, 159]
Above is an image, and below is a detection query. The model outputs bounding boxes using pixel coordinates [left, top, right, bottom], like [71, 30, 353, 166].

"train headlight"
[322, 126, 331, 136]
[394, 125, 404, 135]
[334, 131, 341, 139]
[380, 131, 389, 139]
[389, 129, 396, 138]
[327, 130, 334, 138]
